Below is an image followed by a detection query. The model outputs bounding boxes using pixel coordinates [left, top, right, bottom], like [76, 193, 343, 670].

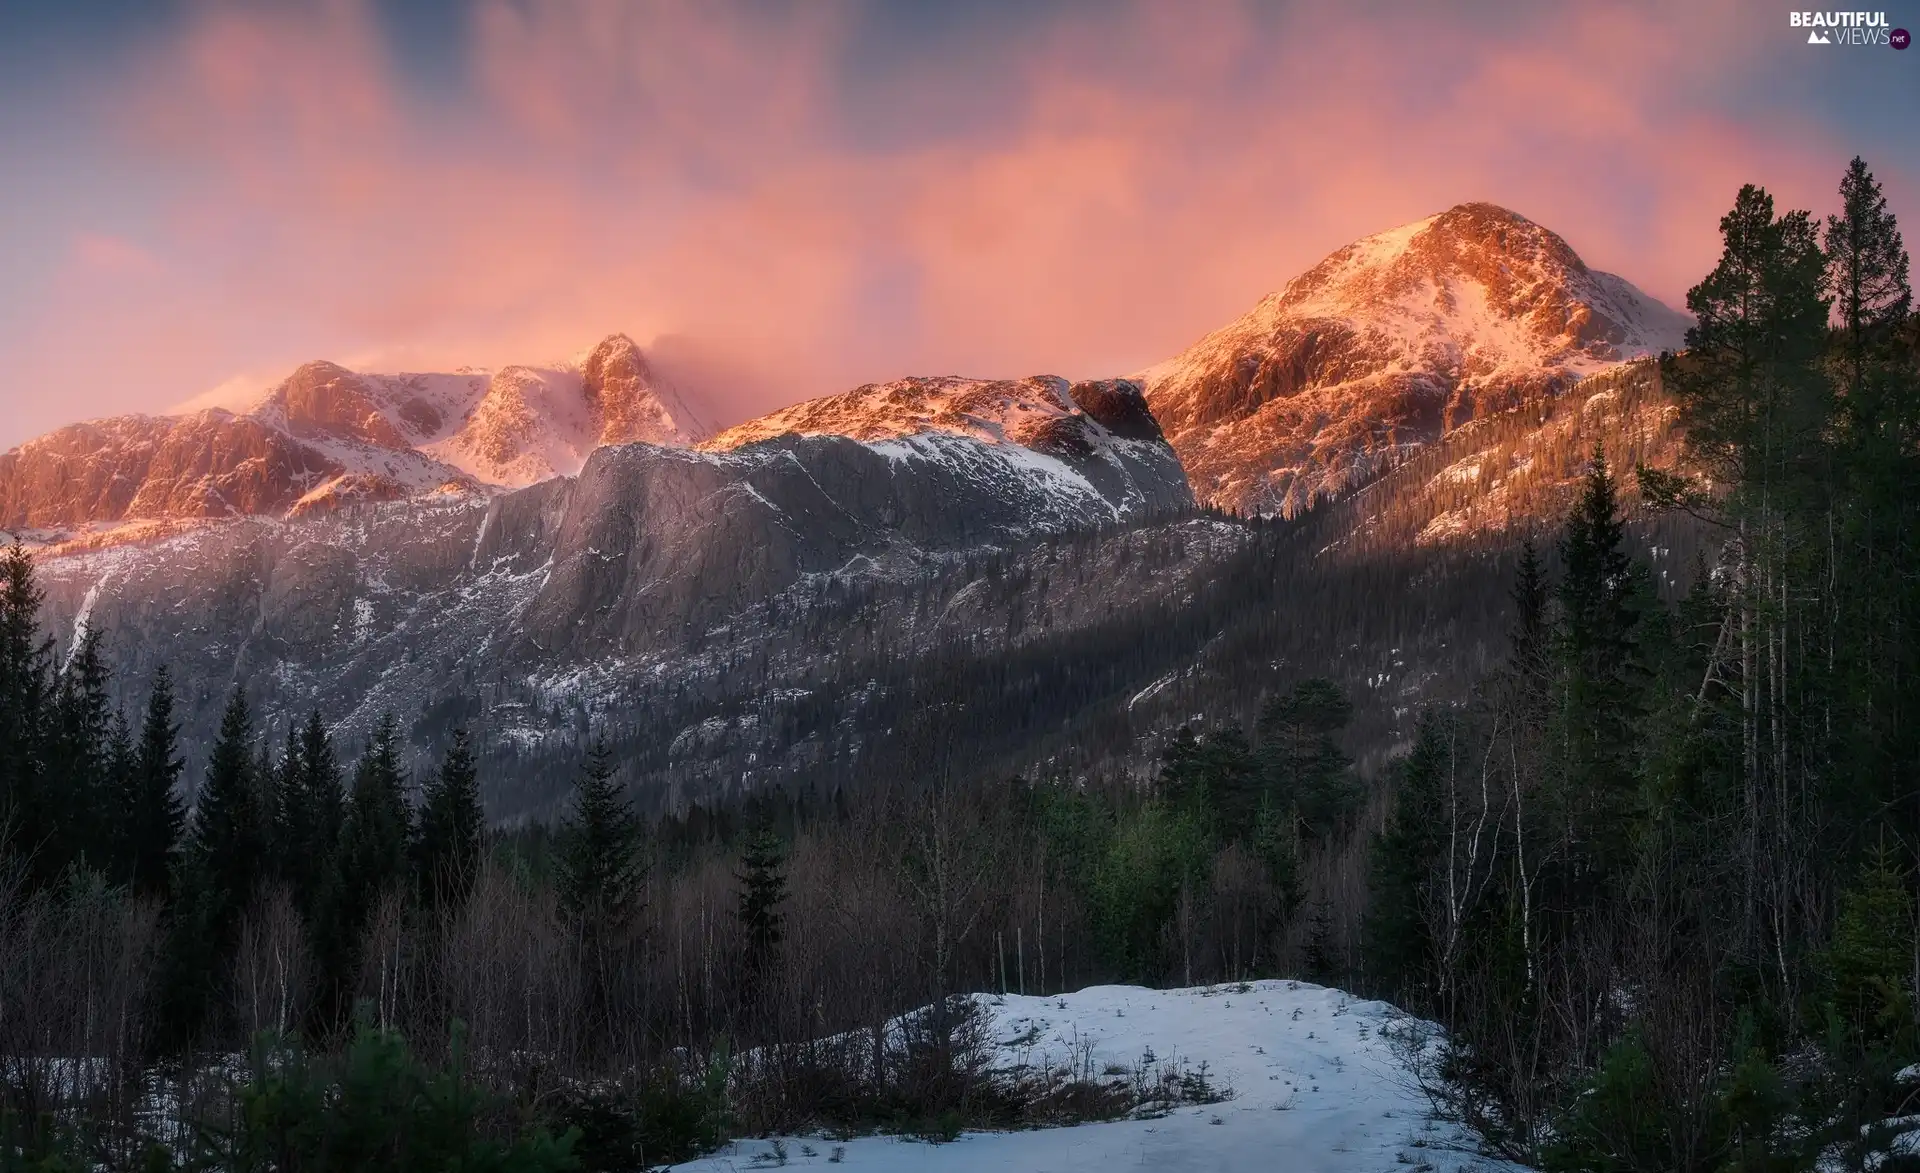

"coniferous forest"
[4, 159, 1920, 1172]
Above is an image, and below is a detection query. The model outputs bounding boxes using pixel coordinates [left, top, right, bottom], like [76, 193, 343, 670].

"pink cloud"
[1, 0, 1910, 447]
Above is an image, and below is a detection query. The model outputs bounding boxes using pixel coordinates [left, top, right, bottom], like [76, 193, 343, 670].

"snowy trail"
[674, 981, 1527, 1173]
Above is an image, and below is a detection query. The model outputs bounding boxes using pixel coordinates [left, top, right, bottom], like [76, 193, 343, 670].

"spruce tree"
[188, 688, 267, 914]
[0, 544, 52, 877]
[1509, 537, 1551, 688]
[119, 666, 185, 898]
[1256, 678, 1357, 837]
[1554, 448, 1645, 878]
[277, 710, 344, 924]
[338, 714, 412, 912]
[1825, 156, 1912, 395]
[555, 741, 642, 937]
[317, 713, 411, 1029]
[1829, 845, 1916, 1041]
[1362, 711, 1454, 1004]
[415, 728, 485, 913]
[159, 686, 264, 1046]
[737, 821, 789, 984]
[555, 740, 643, 1057]
[50, 627, 115, 872]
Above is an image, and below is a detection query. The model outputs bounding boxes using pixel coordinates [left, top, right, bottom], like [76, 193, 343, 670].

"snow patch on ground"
[674, 981, 1527, 1173]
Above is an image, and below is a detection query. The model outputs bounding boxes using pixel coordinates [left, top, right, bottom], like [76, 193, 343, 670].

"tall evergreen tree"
[157, 686, 266, 1047]
[1668, 184, 1831, 493]
[49, 627, 115, 872]
[314, 713, 412, 1030]
[338, 714, 412, 911]
[119, 666, 185, 898]
[555, 741, 643, 936]
[1255, 678, 1357, 837]
[0, 544, 52, 877]
[277, 709, 344, 924]
[736, 821, 789, 985]
[1363, 710, 1456, 1004]
[414, 728, 485, 913]
[1825, 156, 1912, 395]
[1509, 537, 1551, 689]
[1159, 723, 1256, 827]
[188, 688, 268, 914]
[555, 740, 643, 1057]
[1553, 448, 1645, 878]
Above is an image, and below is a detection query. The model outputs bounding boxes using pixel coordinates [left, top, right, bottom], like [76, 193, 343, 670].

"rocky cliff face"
[429, 335, 713, 487]
[1141, 202, 1689, 516]
[0, 411, 345, 530]
[583, 334, 710, 448]
[0, 334, 714, 534]
[29, 380, 1196, 807]
[9, 203, 1703, 818]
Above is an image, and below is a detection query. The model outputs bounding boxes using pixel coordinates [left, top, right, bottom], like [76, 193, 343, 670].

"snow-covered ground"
[674, 981, 1529, 1172]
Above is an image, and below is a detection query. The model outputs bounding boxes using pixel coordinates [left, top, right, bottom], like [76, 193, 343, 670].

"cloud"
[1, 0, 1911, 446]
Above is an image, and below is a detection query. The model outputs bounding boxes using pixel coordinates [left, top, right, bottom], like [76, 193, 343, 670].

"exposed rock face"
[702, 375, 1190, 525]
[0, 334, 720, 535]
[425, 335, 712, 488]
[256, 362, 416, 449]
[0, 412, 343, 529]
[582, 334, 710, 447]
[29, 387, 1197, 798]
[1142, 202, 1690, 515]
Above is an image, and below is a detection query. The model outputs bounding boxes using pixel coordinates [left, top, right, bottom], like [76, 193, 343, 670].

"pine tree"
[277, 710, 344, 923]
[188, 688, 267, 914]
[555, 741, 642, 936]
[49, 626, 115, 873]
[1669, 184, 1831, 489]
[555, 740, 643, 1057]
[316, 713, 412, 1030]
[1825, 156, 1912, 396]
[338, 714, 412, 910]
[0, 544, 53, 879]
[1363, 711, 1454, 1004]
[119, 666, 185, 898]
[736, 821, 789, 984]
[1553, 449, 1647, 881]
[1159, 723, 1255, 828]
[1256, 678, 1357, 837]
[414, 728, 485, 913]
[1509, 537, 1551, 688]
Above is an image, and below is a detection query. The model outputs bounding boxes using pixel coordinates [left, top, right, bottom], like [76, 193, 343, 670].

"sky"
[1, 0, 1916, 448]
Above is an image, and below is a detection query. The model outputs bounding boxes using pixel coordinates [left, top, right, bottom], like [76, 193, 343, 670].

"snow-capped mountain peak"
[702, 374, 1164, 454]
[1142, 201, 1690, 516]
[428, 333, 713, 488]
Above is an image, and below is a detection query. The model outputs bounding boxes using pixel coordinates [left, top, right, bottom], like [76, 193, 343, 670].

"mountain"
[0, 334, 711, 539]
[9, 203, 1701, 819]
[23, 371, 1192, 807]
[1141, 202, 1690, 516]
[429, 335, 713, 486]
[702, 375, 1185, 521]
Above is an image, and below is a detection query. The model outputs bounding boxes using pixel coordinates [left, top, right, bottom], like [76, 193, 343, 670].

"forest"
[2, 157, 1918, 1172]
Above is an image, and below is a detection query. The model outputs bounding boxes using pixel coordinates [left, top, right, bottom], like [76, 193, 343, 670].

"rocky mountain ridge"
[1141, 201, 1690, 515]
[0, 334, 710, 537]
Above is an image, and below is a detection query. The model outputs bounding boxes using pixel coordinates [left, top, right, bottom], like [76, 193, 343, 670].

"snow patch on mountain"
[1142, 202, 1691, 516]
